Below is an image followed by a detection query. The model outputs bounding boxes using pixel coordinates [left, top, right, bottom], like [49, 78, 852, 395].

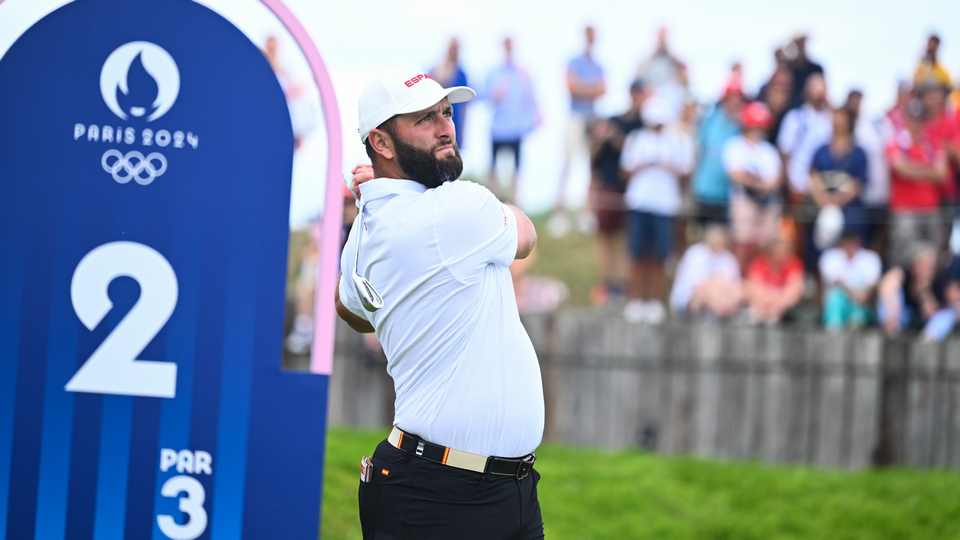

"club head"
[352, 271, 384, 312]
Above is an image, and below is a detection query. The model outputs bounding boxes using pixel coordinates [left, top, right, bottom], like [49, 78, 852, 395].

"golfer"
[336, 66, 545, 539]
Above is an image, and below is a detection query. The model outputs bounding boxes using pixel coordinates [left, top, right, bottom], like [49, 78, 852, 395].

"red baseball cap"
[740, 101, 773, 130]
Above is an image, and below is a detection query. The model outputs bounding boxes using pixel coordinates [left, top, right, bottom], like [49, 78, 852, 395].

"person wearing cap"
[723, 101, 784, 271]
[818, 229, 882, 330]
[337, 66, 544, 539]
[619, 94, 694, 324]
[886, 97, 948, 266]
[690, 80, 743, 225]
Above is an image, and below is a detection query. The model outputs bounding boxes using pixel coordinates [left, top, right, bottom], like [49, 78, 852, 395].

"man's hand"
[350, 164, 375, 196]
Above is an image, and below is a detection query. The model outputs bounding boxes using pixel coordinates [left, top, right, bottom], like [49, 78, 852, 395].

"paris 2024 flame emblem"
[75, 41, 198, 186]
[100, 41, 179, 122]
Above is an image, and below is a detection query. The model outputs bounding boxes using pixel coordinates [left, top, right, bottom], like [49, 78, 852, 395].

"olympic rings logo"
[101, 149, 167, 185]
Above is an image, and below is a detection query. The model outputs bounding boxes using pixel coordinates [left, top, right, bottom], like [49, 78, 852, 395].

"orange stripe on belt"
[442, 446, 450, 464]
[398, 432, 404, 448]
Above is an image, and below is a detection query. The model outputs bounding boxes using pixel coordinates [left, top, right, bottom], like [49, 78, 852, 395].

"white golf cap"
[358, 66, 476, 142]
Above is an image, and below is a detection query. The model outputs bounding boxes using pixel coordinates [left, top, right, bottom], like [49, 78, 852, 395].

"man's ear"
[369, 129, 395, 161]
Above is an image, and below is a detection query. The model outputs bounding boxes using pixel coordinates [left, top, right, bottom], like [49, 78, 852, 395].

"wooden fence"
[323, 312, 960, 470]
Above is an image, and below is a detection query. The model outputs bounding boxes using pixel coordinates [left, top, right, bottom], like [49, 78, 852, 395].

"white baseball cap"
[358, 66, 476, 143]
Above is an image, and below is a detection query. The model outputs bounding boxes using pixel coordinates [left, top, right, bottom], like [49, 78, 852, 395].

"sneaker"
[624, 300, 646, 323]
[576, 211, 598, 234]
[285, 315, 313, 354]
[546, 213, 571, 238]
[645, 300, 666, 325]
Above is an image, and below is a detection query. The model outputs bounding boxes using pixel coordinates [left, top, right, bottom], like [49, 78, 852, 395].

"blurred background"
[4, 1, 960, 538]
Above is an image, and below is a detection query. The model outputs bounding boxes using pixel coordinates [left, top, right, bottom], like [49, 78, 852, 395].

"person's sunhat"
[358, 66, 475, 142]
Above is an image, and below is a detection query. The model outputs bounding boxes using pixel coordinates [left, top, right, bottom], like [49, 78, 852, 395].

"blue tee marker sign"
[0, 0, 331, 538]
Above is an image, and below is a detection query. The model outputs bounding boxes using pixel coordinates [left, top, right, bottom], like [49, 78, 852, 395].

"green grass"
[321, 427, 960, 540]
[528, 214, 603, 307]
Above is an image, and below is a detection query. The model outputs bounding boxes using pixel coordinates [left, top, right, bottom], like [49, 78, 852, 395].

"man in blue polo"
[336, 66, 544, 539]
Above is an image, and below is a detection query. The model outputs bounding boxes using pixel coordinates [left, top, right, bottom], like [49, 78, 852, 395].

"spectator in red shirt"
[886, 98, 948, 266]
[921, 81, 959, 202]
[744, 236, 805, 324]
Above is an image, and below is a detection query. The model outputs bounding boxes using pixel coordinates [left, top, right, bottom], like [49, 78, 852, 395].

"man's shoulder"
[434, 180, 498, 213]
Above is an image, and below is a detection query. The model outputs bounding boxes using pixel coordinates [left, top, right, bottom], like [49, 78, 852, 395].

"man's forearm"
[335, 276, 375, 333]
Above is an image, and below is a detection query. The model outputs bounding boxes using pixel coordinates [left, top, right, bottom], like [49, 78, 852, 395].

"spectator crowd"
[435, 27, 960, 340]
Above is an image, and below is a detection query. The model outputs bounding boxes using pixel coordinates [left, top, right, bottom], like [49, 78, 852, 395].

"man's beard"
[392, 136, 463, 189]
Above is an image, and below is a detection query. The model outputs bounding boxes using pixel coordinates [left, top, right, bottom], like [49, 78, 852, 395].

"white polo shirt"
[819, 247, 882, 293]
[722, 135, 782, 192]
[777, 103, 833, 194]
[619, 127, 695, 215]
[338, 178, 544, 458]
[669, 242, 741, 312]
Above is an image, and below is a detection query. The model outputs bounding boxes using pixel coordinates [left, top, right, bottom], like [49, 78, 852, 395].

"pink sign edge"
[260, 0, 343, 376]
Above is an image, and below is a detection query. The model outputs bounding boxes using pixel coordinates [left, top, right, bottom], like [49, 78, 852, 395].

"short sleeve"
[818, 250, 842, 284]
[338, 271, 369, 321]
[785, 257, 805, 282]
[863, 251, 883, 286]
[722, 138, 744, 174]
[810, 144, 830, 173]
[746, 257, 765, 283]
[435, 181, 518, 282]
[852, 147, 869, 185]
[777, 110, 799, 154]
[946, 256, 960, 284]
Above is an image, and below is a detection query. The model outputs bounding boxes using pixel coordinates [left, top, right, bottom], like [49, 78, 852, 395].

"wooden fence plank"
[945, 339, 960, 469]
[848, 332, 882, 469]
[761, 327, 788, 463]
[694, 325, 723, 457]
[906, 341, 939, 467]
[815, 332, 847, 468]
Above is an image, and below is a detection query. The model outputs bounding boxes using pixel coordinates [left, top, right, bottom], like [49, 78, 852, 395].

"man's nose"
[436, 114, 455, 140]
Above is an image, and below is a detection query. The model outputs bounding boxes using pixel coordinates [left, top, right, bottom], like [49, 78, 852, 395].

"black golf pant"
[359, 439, 544, 539]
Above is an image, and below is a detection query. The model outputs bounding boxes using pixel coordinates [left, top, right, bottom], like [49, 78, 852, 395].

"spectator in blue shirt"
[431, 37, 470, 149]
[807, 107, 869, 270]
[485, 37, 540, 203]
[691, 82, 743, 224]
[550, 26, 607, 237]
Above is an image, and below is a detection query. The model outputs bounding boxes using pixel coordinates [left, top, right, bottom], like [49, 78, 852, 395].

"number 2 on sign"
[65, 241, 179, 398]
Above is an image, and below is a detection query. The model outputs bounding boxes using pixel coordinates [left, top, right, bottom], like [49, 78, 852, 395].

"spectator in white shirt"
[778, 73, 833, 199]
[670, 225, 743, 320]
[619, 94, 695, 324]
[819, 229, 882, 329]
[723, 101, 783, 270]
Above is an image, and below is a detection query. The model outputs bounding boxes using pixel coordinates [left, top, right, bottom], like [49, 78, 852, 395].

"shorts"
[491, 139, 522, 172]
[729, 193, 781, 245]
[628, 211, 674, 260]
[593, 183, 627, 234]
[889, 211, 943, 266]
[694, 200, 728, 225]
[564, 113, 590, 158]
